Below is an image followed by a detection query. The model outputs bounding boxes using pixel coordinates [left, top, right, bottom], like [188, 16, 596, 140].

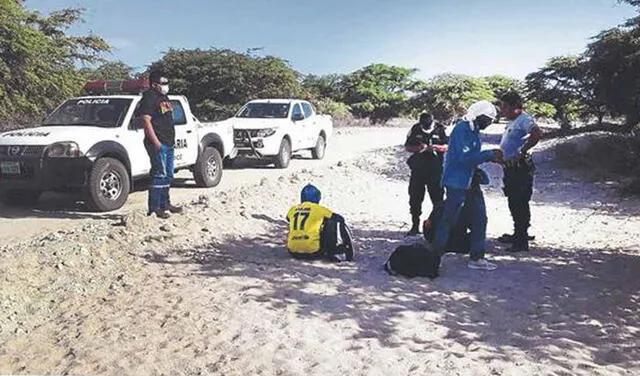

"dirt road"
[0, 127, 409, 243]
[1, 124, 638, 375]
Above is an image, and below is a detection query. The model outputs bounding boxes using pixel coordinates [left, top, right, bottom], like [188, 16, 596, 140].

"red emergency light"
[83, 79, 150, 95]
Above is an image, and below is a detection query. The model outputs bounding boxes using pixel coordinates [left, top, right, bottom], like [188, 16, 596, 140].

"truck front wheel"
[274, 138, 292, 169]
[87, 157, 130, 212]
[194, 147, 223, 187]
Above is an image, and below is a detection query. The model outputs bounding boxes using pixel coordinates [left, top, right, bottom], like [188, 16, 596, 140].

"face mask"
[475, 115, 493, 130]
[159, 85, 169, 95]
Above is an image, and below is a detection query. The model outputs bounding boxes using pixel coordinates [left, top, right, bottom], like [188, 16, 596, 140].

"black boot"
[507, 233, 530, 253]
[498, 233, 535, 243]
[167, 204, 183, 214]
[407, 215, 421, 236]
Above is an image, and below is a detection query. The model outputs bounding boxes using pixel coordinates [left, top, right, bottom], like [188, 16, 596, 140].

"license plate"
[0, 161, 20, 175]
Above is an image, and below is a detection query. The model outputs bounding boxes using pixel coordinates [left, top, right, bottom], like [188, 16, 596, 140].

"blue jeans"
[434, 185, 487, 261]
[147, 144, 174, 213]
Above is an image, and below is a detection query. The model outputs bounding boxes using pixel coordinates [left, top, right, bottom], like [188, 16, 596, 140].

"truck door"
[301, 102, 318, 148]
[126, 101, 152, 177]
[171, 99, 198, 168]
[290, 103, 306, 151]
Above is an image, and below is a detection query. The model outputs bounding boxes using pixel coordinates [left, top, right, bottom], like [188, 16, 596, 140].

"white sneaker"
[333, 253, 347, 262]
[467, 259, 497, 271]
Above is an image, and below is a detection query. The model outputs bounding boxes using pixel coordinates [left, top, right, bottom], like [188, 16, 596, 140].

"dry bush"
[555, 132, 640, 194]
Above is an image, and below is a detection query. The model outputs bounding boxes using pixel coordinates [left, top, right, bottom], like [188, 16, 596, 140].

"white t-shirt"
[500, 113, 536, 159]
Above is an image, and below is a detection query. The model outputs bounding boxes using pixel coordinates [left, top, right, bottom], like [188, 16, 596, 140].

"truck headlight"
[254, 128, 276, 138]
[47, 142, 83, 158]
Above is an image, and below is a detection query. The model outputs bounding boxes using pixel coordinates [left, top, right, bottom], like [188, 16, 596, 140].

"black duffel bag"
[384, 243, 440, 279]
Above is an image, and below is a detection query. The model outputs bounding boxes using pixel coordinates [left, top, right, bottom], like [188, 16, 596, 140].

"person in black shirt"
[405, 113, 449, 235]
[137, 70, 183, 218]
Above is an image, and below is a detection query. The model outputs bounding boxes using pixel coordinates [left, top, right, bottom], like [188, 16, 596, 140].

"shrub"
[554, 132, 640, 194]
[312, 98, 351, 118]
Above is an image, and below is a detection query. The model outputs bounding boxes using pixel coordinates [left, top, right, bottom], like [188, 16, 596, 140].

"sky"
[26, 0, 637, 79]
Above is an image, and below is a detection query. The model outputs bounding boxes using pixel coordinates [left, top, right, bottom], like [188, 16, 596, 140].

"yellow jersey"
[286, 202, 334, 253]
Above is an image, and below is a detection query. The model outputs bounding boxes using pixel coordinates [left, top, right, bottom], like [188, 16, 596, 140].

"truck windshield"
[236, 103, 290, 119]
[42, 98, 132, 128]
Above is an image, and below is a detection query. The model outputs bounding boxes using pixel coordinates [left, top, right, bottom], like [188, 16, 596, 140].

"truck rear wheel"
[194, 147, 223, 187]
[0, 190, 42, 207]
[87, 157, 130, 212]
[274, 138, 292, 169]
[311, 134, 326, 160]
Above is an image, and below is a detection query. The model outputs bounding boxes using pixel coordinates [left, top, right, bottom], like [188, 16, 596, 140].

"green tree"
[524, 100, 557, 120]
[80, 61, 135, 80]
[412, 74, 495, 122]
[620, 0, 640, 7]
[149, 48, 302, 120]
[301, 73, 344, 101]
[484, 75, 523, 100]
[584, 13, 640, 130]
[524, 56, 604, 129]
[0, 0, 109, 125]
[340, 64, 419, 122]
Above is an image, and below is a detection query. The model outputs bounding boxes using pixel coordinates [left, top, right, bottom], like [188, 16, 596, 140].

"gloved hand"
[504, 157, 518, 168]
[491, 149, 504, 163]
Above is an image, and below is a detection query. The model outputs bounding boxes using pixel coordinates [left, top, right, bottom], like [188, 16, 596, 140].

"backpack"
[423, 203, 471, 254]
[321, 217, 355, 262]
[422, 168, 489, 254]
[384, 243, 441, 279]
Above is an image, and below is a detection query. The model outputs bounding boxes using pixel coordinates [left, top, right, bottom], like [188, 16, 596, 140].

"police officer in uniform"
[405, 113, 449, 235]
[498, 92, 542, 252]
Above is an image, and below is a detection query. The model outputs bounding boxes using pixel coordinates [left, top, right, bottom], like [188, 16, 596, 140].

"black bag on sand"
[321, 217, 355, 262]
[384, 243, 441, 279]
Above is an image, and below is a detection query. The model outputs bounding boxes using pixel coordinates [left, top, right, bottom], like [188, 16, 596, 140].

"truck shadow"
[0, 177, 193, 215]
[0, 201, 124, 220]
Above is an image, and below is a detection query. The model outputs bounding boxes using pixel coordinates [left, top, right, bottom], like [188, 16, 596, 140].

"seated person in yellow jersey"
[286, 184, 354, 262]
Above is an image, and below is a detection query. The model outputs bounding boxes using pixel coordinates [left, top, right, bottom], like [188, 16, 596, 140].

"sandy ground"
[0, 124, 639, 375]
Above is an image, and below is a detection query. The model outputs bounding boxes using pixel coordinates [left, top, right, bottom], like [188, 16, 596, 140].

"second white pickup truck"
[221, 99, 333, 168]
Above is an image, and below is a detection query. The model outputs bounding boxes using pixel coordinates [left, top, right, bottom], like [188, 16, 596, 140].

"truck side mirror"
[292, 113, 304, 121]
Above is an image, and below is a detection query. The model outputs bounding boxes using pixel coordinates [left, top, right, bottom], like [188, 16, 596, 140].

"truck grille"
[0, 145, 46, 158]
[234, 130, 251, 146]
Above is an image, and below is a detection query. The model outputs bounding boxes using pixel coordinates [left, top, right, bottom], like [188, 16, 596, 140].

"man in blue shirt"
[498, 92, 542, 253]
[433, 100, 504, 271]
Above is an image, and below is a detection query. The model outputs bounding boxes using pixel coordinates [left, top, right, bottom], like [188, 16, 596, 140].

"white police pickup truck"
[222, 99, 333, 168]
[0, 80, 234, 212]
